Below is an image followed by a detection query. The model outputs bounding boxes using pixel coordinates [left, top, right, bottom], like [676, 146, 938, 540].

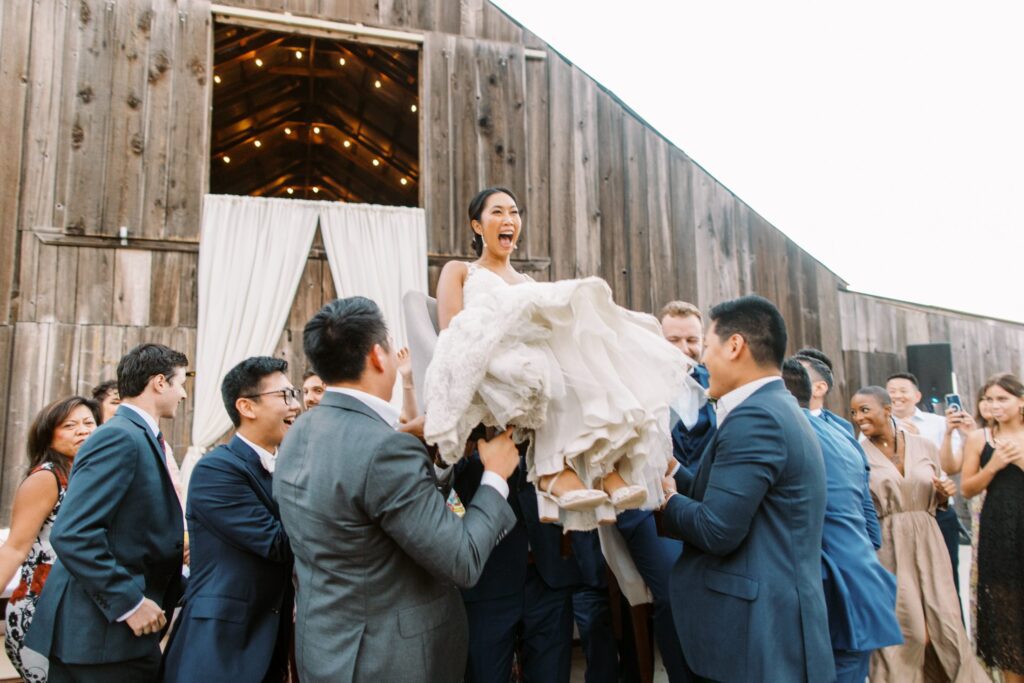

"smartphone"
[945, 393, 963, 413]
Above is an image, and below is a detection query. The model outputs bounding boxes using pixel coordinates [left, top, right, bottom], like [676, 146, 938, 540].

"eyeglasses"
[242, 388, 301, 405]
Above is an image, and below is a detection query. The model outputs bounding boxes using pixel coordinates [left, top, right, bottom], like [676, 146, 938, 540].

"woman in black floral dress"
[0, 396, 98, 681]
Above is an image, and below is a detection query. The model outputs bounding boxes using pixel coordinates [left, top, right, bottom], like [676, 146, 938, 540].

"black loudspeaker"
[906, 343, 954, 411]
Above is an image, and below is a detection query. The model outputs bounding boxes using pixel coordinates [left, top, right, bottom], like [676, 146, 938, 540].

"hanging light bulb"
[410, 104, 417, 113]
[284, 127, 292, 135]
[312, 186, 320, 194]
[372, 159, 380, 167]
[222, 156, 231, 164]
[286, 187, 294, 195]
[295, 50, 302, 60]
[338, 57, 346, 66]
[343, 140, 351, 148]
[254, 57, 263, 67]
[374, 79, 382, 88]
[253, 140, 262, 148]
[214, 74, 222, 84]
[400, 177, 408, 186]
[313, 126, 321, 135]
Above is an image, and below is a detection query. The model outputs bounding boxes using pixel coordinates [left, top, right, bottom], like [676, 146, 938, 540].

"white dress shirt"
[714, 376, 782, 424]
[326, 386, 509, 498]
[236, 433, 277, 474]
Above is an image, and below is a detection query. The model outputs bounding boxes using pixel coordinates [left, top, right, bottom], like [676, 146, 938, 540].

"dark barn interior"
[210, 23, 419, 205]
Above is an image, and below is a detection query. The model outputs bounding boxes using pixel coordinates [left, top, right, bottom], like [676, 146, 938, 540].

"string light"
[372, 159, 380, 166]
[312, 126, 321, 134]
[410, 104, 417, 113]
[286, 187, 294, 195]
[284, 127, 292, 135]
[374, 79, 382, 88]
[253, 140, 262, 148]
[214, 74, 222, 84]
[295, 50, 302, 59]
[254, 57, 263, 67]
[222, 156, 231, 164]
[312, 187, 320, 194]
[338, 57, 346, 66]
[343, 140, 351, 148]
[400, 177, 408, 186]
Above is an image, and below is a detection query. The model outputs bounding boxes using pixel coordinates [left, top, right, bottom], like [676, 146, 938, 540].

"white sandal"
[536, 470, 609, 522]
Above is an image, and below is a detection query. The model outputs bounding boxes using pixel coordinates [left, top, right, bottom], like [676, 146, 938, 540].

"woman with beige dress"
[850, 386, 986, 683]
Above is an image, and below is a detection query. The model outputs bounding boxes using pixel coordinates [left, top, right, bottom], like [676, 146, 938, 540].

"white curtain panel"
[319, 203, 429, 406]
[182, 195, 320, 486]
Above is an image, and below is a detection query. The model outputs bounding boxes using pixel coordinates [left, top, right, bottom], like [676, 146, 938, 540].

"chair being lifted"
[401, 288, 657, 683]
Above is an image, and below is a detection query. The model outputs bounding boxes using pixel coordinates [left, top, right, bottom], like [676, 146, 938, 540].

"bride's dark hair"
[468, 187, 519, 257]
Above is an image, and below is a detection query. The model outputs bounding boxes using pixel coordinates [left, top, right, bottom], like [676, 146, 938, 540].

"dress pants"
[573, 585, 627, 683]
[464, 564, 574, 683]
[935, 506, 961, 599]
[616, 511, 688, 682]
[48, 652, 161, 683]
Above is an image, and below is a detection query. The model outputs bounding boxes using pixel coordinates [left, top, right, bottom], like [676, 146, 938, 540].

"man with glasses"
[161, 357, 299, 682]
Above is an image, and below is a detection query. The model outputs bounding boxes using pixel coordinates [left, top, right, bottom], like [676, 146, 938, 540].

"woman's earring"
[513, 243, 519, 251]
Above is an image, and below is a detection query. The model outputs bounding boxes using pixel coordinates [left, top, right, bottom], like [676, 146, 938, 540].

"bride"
[425, 187, 696, 529]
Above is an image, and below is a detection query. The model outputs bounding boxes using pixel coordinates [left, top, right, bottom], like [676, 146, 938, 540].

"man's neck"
[237, 426, 277, 454]
[722, 368, 780, 396]
[809, 398, 825, 411]
[893, 407, 916, 420]
[122, 397, 160, 421]
[329, 380, 391, 403]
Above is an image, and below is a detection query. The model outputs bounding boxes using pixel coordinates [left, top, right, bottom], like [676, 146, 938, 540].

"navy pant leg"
[935, 506, 961, 598]
[618, 513, 688, 683]
[572, 585, 619, 683]
[464, 592, 521, 683]
[522, 566, 574, 683]
[833, 649, 871, 683]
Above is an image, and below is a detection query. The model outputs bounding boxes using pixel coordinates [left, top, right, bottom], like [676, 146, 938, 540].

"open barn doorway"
[210, 22, 419, 205]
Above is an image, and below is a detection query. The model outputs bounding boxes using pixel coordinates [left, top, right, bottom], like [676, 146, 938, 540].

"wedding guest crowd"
[0, 186, 1020, 683]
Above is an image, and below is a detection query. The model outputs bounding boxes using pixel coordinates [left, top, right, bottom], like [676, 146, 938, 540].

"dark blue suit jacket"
[820, 408, 855, 439]
[671, 364, 717, 476]
[806, 412, 902, 653]
[25, 406, 184, 665]
[453, 452, 580, 602]
[162, 436, 293, 682]
[662, 380, 834, 682]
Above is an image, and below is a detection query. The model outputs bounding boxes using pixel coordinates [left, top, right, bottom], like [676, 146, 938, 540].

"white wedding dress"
[424, 264, 699, 531]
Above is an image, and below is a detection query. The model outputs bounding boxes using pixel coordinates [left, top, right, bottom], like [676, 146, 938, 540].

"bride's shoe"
[537, 470, 609, 523]
[602, 472, 647, 511]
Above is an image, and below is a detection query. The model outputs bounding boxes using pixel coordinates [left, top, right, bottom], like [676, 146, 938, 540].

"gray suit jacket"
[274, 391, 516, 683]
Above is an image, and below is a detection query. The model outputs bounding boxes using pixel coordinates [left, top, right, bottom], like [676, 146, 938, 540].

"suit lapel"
[226, 435, 276, 507]
[115, 406, 174, 489]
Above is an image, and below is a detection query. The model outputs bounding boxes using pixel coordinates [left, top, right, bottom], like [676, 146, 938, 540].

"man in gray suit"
[275, 296, 519, 683]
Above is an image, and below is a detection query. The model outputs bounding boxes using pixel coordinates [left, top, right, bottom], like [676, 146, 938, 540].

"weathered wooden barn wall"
[839, 291, 1024, 415]
[0, 0, 1021, 521]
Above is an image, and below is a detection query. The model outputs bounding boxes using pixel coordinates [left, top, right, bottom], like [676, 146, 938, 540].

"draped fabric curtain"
[319, 203, 429, 406]
[181, 195, 320, 486]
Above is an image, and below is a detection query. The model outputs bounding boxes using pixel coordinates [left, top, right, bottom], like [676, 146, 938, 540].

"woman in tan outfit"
[850, 386, 986, 683]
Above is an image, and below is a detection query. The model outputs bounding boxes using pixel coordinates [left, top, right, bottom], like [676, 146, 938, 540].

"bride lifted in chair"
[424, 187, 700, 530]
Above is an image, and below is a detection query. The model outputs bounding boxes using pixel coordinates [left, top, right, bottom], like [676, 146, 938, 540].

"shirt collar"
[326, 386, 400, 428]
[235, 433, 277, 474]
[120, 402, 160, 437]
[810, 408, 823, 417]
[715, 376, 781, 424]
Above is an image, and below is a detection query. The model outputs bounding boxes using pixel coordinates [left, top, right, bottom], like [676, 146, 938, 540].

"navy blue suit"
[662, 380, 834, 682]
[454, 452, 579, 682]
[671, 365, 717, 476]
[162, 436, 293, 682]
[25, 406, 184, 678]
[820, 408, 855, 439]
[806, 411, 902, 682]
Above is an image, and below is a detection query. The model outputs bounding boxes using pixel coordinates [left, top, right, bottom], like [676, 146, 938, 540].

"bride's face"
[473, 193, 521, 257]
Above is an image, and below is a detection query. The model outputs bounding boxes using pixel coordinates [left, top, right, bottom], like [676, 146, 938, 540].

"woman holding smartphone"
[960, 373, 1024, 682]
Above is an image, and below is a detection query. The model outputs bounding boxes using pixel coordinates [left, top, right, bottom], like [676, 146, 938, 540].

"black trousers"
[48, 651, 161, 683]
[935, 506, 961, 598]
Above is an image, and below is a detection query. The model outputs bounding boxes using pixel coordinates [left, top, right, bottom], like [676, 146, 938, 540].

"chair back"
[401, 290, 440, 407]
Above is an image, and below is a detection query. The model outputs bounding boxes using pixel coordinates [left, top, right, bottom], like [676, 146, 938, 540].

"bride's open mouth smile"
[498, 230, 515, 248]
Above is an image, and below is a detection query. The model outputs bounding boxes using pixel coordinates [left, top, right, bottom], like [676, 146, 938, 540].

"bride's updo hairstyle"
[468, 186, 519, 257]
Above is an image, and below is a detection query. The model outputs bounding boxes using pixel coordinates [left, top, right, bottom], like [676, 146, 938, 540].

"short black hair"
[221, 356, 289, 427]
[855, 385, 892, 407]
[117, 344, 189, 399]
[91, 379, 118, 402]
[886, 372, 920, 389]
[302, 369, 320, 382]
[782, 358, 813, 408]
[795, 347, 833, 372]
[795, 355, 834, 391]
[468, 187, 519, 257]
[708, 295, 787, 369]
[304, 297, 390, 384]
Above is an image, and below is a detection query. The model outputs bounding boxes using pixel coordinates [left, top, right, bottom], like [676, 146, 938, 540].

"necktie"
[157, 432, 167, 453]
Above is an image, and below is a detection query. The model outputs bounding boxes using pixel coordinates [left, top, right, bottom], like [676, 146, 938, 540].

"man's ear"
[367, 345, 385, 372]
[235, 397, 257, 421]
[726, 333, 745, 361]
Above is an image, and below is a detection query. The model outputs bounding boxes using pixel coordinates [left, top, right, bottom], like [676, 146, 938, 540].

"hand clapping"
[931, 476, 956, 500]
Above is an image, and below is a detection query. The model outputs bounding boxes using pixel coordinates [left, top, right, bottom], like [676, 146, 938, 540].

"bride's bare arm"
[437, 260, 468, 330]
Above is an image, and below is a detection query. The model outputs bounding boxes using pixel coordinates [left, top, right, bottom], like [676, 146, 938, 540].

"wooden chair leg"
[605, 567, 654, 683]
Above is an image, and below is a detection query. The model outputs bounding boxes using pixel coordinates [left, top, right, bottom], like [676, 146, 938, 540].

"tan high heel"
[536, 470, 609, 523]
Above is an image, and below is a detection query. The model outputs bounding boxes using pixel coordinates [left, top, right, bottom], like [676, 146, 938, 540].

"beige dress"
[864, 431, 987, 682]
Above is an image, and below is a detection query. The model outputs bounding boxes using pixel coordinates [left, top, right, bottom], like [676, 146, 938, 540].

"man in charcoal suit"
[26, 344, 189, 681]
[274, 297, 519, 682]
[661, 296, 834, 682]
[162, 356, 299, 682]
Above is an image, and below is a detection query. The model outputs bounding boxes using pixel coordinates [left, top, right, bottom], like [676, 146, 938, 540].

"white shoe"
[608, 484, 647, 511]
[536, 470, 609, 522]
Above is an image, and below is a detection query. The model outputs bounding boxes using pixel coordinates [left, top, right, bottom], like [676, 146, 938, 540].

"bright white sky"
[494, 0, 1024, 323]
